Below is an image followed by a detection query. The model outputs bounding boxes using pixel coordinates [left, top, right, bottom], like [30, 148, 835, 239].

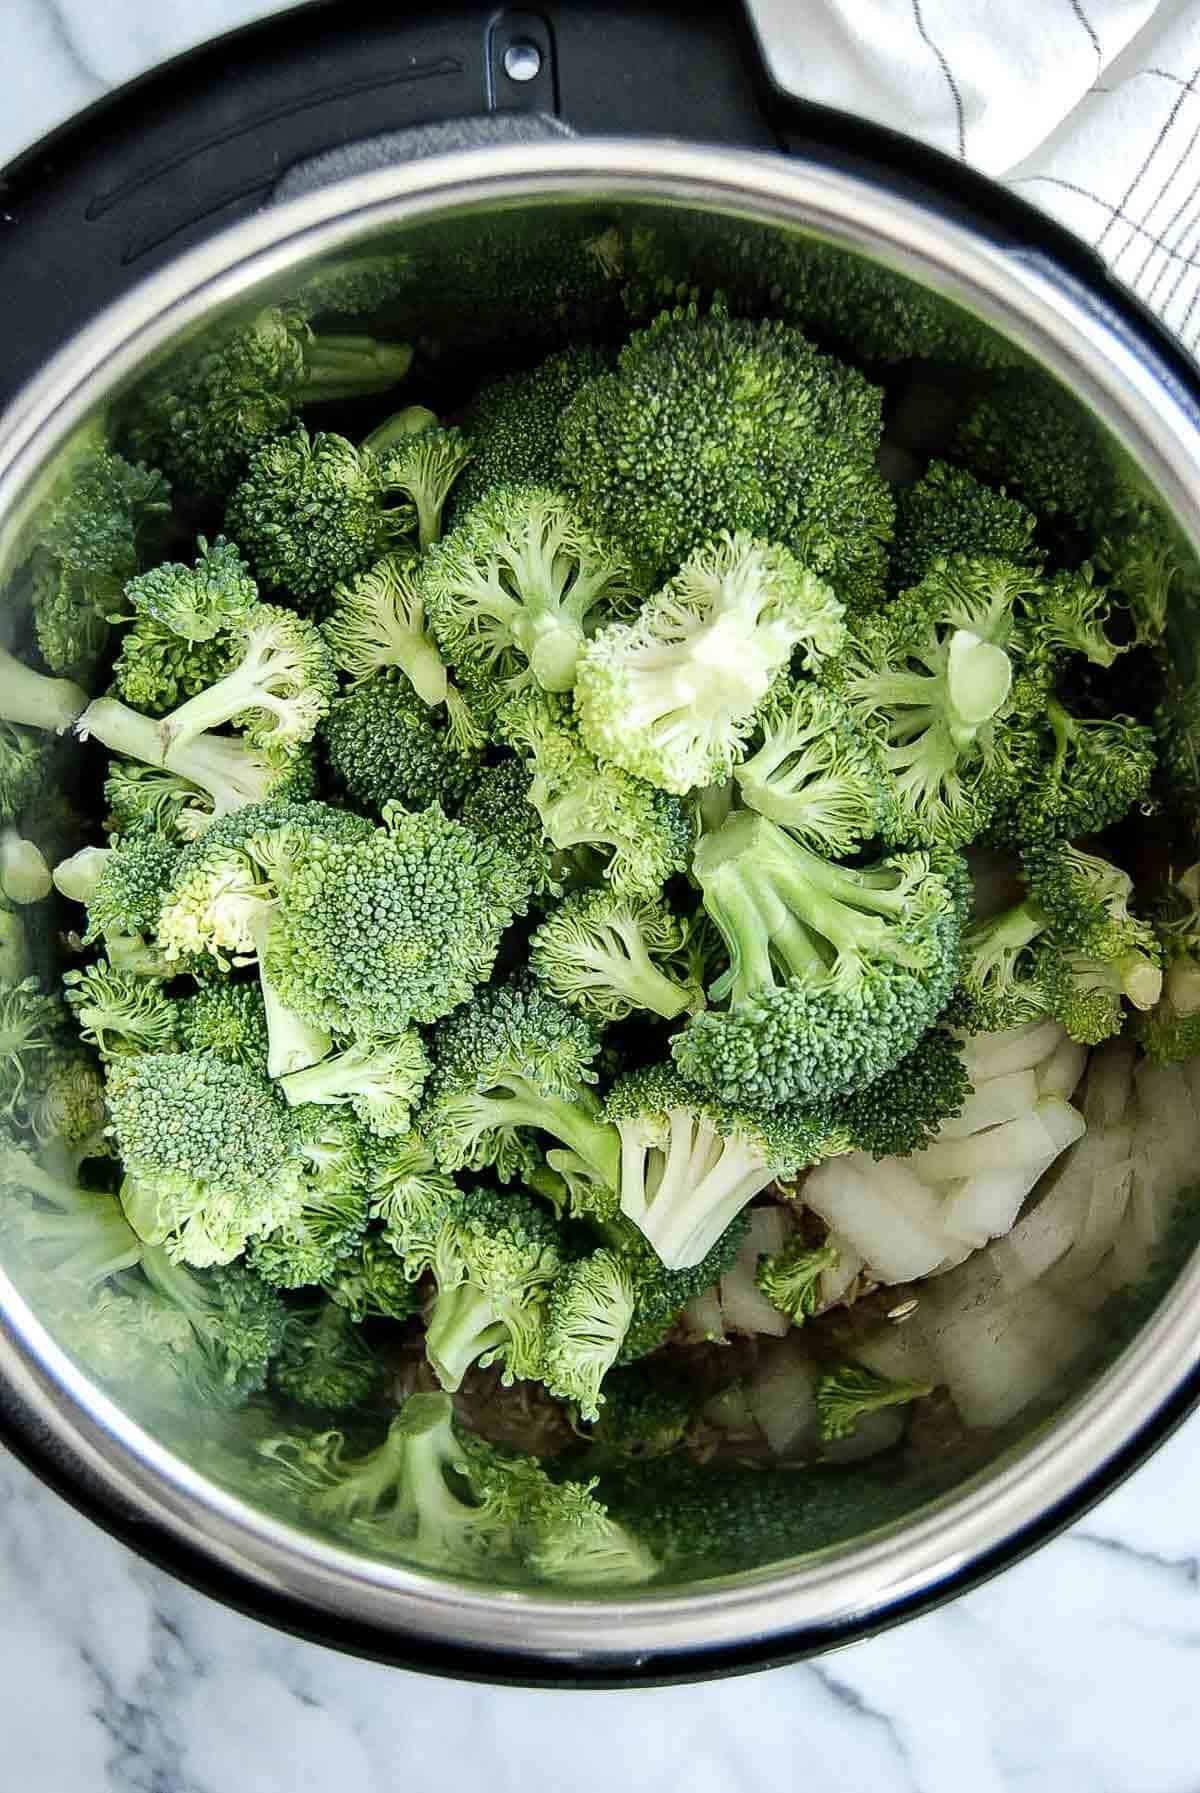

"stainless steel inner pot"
[3, 139, 1200, 1683]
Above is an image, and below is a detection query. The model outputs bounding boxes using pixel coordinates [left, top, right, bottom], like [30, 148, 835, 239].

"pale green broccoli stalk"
[107, 1052, 300, 1267]
[404, 1185, 564, 1392]
[247, 1109, 370, 1289]
[560, 305, 892, 597]
[0, 642, 87, 734]
[319, 678, 476, 817]
[541, 1249, 636, 1420]
[272, 1298, 382, 1410]
[0, 977, 63, 1119]
[278, 1030, 430, 1137]
[77, 697, 315, 819]
[26, 450, 171, 680]
[815, 1363, 933, 1442]
[603, 1064, 832, 1270]
[528, 888, 702, 1023]
[419, 980, 619, 1188]
[0, 832, 52, 904]
[178, 980, 270, 1069]
[756, 1240, 839, 1327]
[423, 484, 641, 699]
[369, 411, 472, 551]
[103, 761, 214, 843]
[734, 678, 893, 855]
[502, 691, 692, 899]
[158, 603, 336, 762]
[675, 808, 965, 1108]
[0, 720, 53, 823]
[574, 532, 845, 795]
[265, 801, 527, 1035]
[122, 303, 413, 497]
[0, 1127, 142, 1287]
[889, 460, 1040, 593]
[834, 556, 1035, 849]
[120, 534, 257, 643]
[0, 904, 30, 987]
[321, 552, 448, 703]
[62, 961, 180, 1058]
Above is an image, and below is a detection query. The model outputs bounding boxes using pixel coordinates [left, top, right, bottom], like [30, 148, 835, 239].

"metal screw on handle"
[503, 40, 543, 83]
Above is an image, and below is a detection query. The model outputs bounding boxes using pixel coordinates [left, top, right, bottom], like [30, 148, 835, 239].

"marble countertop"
[4, 3, 1200, 1787]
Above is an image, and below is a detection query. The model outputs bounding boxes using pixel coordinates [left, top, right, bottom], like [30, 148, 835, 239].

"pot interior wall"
[3, 187, 1199, 1598]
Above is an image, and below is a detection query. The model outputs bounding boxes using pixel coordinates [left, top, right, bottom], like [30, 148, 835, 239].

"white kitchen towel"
[747, 0, 1200, 353]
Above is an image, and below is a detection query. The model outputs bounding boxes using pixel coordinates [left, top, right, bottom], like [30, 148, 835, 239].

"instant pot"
[3, 0, 1200, 1687]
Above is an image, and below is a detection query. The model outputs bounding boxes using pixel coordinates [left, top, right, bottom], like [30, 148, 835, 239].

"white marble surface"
[5, 2, 1200, 1784]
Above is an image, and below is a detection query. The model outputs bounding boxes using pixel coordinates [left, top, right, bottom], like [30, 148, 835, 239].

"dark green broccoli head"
[0, 721, 53, 824]
[450, 346, 609, 520]
[266, 802, 527, 1034]
[830, 1027, 970, 1158]
[890, 460, 1039, 593]
[272, 1298, 382, 1411]
[80, 834, 180, 948]
[458, 757, 563, 906]
[986, 698, 1157, 846]
[954, 370, 1115, 536]
[320, 677, 476, 816]
[106, 1051, 296, 1192]
[226, 426, 393, 603]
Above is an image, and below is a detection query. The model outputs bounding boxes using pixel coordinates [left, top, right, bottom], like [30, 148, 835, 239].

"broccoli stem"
[300, 336, 414, 400]
[78, 697, 274, 815]
[945, 629, 1012, 743]
[623, 1119, 775, 1270]
[490, 1080, 621, 1188]
[160, 635, 295, 751]
[425, 1284, 511, 1392]
[249, 913, 331, 1078]
[0, 835, 51, 905]
[0, 644, 87, 733]
[363, 406, 438, 458]
[401, 635, 450, 708]
[514, 612, 587, 694]
[51, 844, 110, 907]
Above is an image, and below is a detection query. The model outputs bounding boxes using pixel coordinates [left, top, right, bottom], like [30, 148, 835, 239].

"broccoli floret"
[247, 1109, 370, 1289]
[27, 451, 171, 680]
[561, 306, 892, 594]
[400, 1185, 564, 1391]
[278, 1030, 430, 1137]
[829, 1027, 970, 1158]
[574, 532, 845, 795]
[954, 369, 1114, 535]
[364, 1126, 460, 1264]
[986, 696, 1156, 845]
[53, 833, 179, 949]
[419, 979, 619, 1188]
[815, 1362, 932, 1441]
[451, 346, 609, 518]
[322, 1229, 422, 1323]
[834, 556, 1037, 848]
[457, 757, 564, 906]
[77, 697, 316, 820]
[272, 1298, 382, 1410]
[0, 977, 63, 1119]
[602, 1064, 829, 1270]
[1034, 936, 1161, 1044]
[582, 1361, 695, 1458]
[321, 552, 448, 703]
[889, 461, 1040, 595]
[122, 303, 413, 496]
[122, 534, 257, 642]
[612, 1215, 751, 1366]
[156, 603, 335, 765]
[674, 808, 964, 1108]
[423, 484, 640, 701]
[529, 888, 702, 1023]
[369, 411, 472, 550]
[953, 899, 1049, 1034]
[62, 961, 180, 1058]
[103, 761, 214, 843]
[1095, 514, 1175, 648]
[1025, 564, 1126, 673]
[0, 721, 54, 823]
[502, 691, 692, 899]
[178, 980, 270, 1069]
[137, 1244, 287, 1405]
[0, 642, 87, 735]
[540, 1249, 636, 1420]
[25, 1045, 107, 1159]
[265, 802, 525, 1036]
[320, 678, 476, 816]
[734, 678, 893, 855]
[107, 1052, 299, 1267]
[110, 619, 232, 718]
[464, 1437, 658, 1586]
[755, 1239, 840, 1327]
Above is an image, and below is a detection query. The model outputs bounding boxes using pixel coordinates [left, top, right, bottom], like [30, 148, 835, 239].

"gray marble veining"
[3, 2, 1200, 1785]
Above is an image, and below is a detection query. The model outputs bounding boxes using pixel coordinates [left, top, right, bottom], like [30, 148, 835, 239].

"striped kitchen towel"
[747, 0, 1200, 353]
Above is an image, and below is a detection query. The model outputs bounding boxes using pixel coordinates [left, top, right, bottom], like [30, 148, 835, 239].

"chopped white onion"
[956, 1017, 1064, 1081]
[1036, 1036, 1088, 1101]
[746, 1337, 819, 1456]
[803, 1156, 953, 1283]
[937, 1070, 1039, 1140]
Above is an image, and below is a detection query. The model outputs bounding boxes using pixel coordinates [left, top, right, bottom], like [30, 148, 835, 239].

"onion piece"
[910, 1095, 1084, 1185]
[956, 1017, 1063, 1081]
[937, 1070, 1038, 1140]
[803, 1155, 953, 1283]
[1036, 1036, 1088, 1102]
[745, 1337, 819, 1456]
[719, 1208, 792, 1337]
